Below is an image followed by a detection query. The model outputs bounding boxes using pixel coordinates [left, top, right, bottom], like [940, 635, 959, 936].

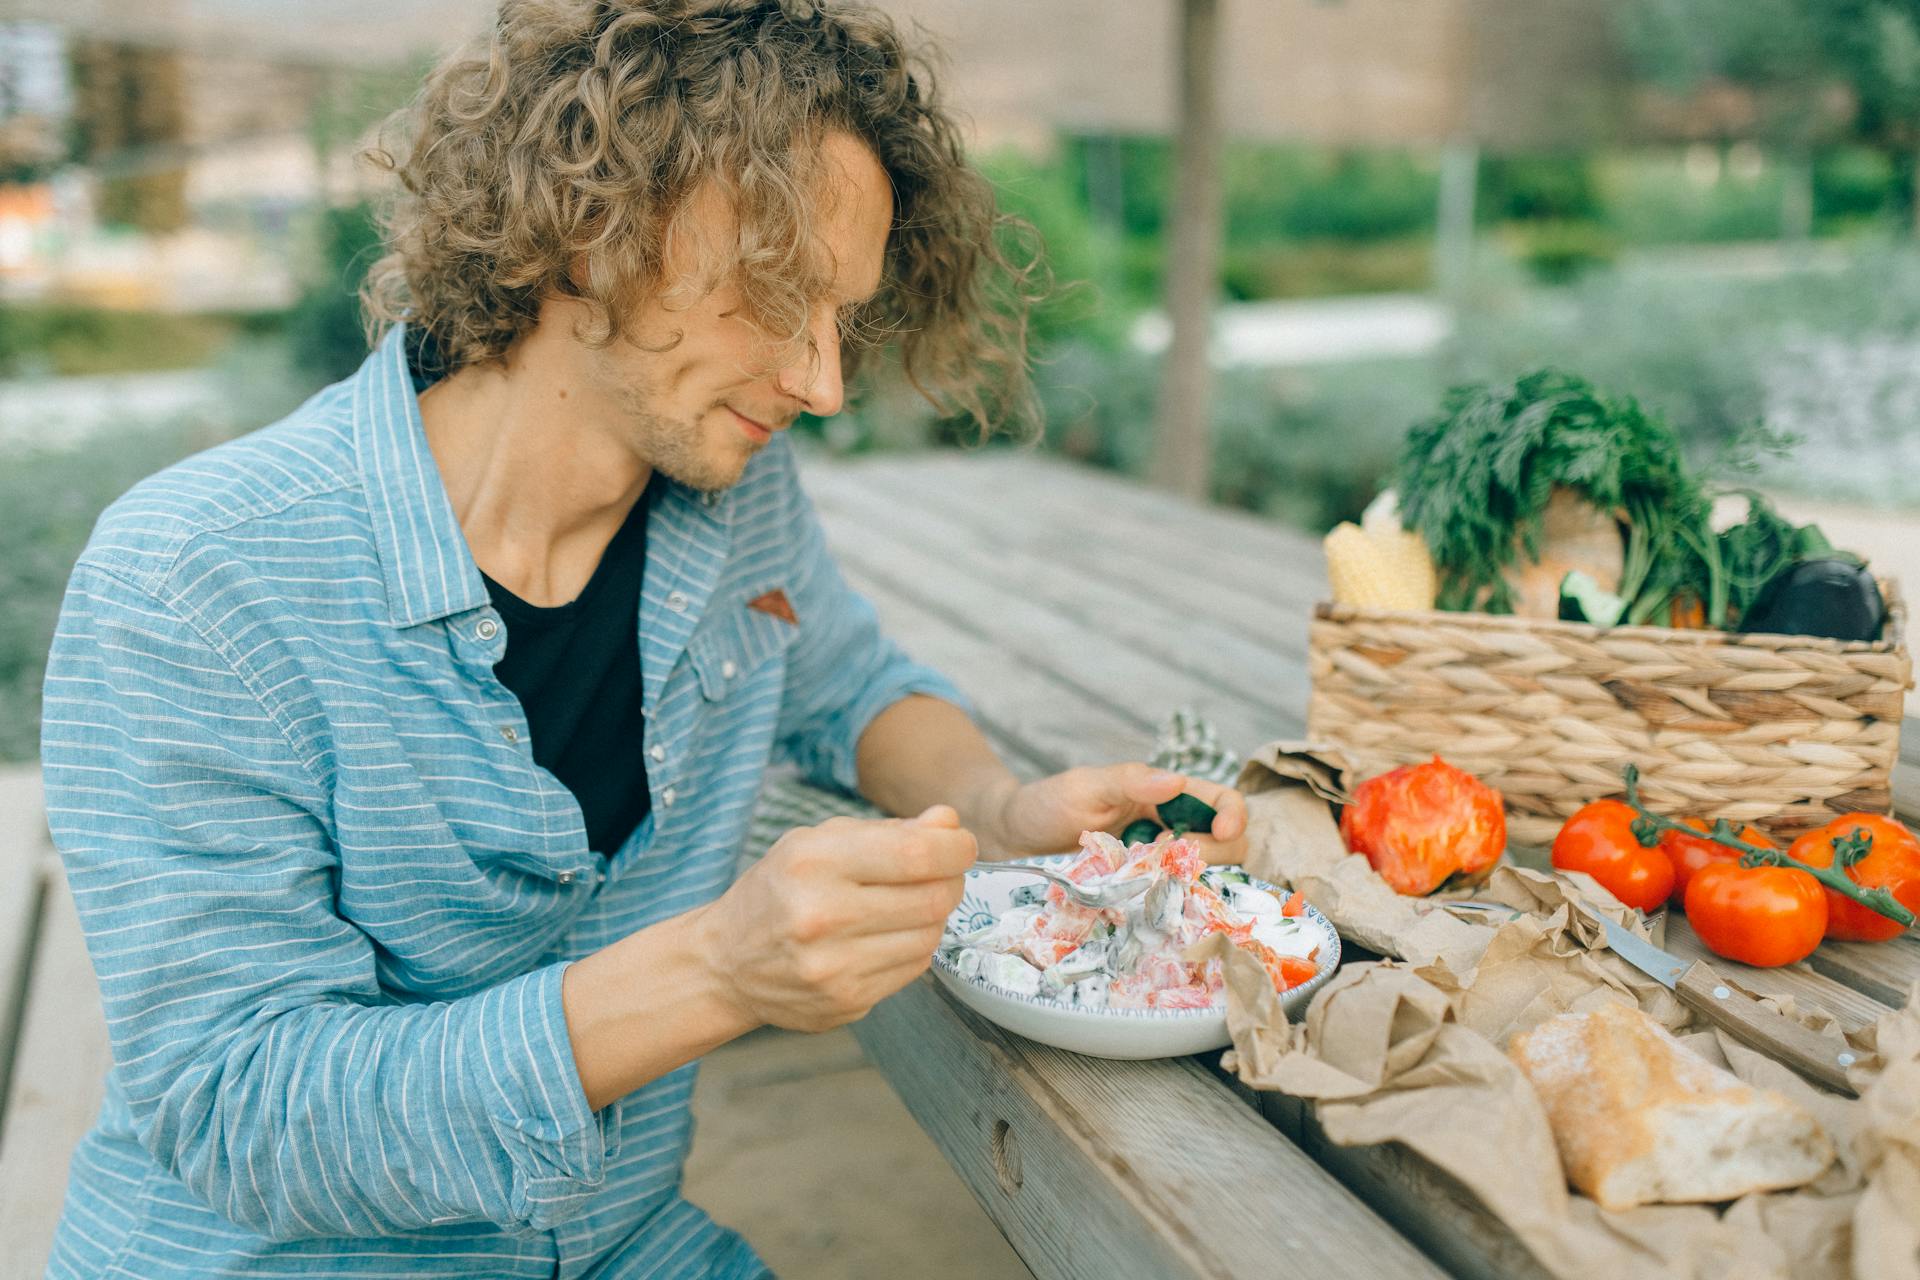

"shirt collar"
[350, 323, 737, 631]
[352, 323, 490, 629]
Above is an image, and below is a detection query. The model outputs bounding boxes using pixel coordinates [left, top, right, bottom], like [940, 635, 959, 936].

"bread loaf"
[1509, 1001, 1834, 1211]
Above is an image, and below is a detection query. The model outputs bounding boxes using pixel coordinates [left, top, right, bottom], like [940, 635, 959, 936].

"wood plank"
[1289, 1106, 1557, 1280]
[807, 466, 1311, 726]
[837, 560, 1151, 774]
[847, 453, 1325, 656]
[1804, 936, 1920, 1010]
[888, 451, 1329, 597]
[1199, 1059, 1558, 1280]
[0, 873, 110, 1280]
[0, 766, 50, 1143]
[816, 490, 1288, 757]
[1897, 759, 1920, 827]
[852, 975, 1447, 1280]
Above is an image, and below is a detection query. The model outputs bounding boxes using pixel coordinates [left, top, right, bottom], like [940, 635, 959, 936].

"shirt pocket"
[687, 589, 796, 703]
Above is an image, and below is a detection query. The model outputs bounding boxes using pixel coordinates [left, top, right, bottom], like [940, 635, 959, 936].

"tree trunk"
[1151, 0, 1224, 501]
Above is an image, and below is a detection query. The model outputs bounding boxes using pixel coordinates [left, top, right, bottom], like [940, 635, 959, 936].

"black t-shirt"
[480, 495, 653, 855]
[408, 327, 651, 855]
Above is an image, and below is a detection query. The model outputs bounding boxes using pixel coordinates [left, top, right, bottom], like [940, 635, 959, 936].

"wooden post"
[1151, 0, 1224, 501]
[1433, 137, 1478, 303]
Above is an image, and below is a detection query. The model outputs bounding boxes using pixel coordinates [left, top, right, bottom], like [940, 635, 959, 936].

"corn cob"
[1324, 520, 1437, 611]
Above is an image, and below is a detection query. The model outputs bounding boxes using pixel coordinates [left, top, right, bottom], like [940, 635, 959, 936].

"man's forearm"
[560, 905, 756, 1111]
[854, 694, 1021, 855]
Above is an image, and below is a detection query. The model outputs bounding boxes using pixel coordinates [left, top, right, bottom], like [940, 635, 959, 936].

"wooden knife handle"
[1674, 964, 1859, 1096]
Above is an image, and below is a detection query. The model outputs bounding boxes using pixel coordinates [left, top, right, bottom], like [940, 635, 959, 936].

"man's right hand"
[700, 805, 977, 1032]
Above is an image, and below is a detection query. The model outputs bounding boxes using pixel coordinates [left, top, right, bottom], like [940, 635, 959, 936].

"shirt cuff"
[468, 960, 618, 1233]
[816, 664, 974, 797]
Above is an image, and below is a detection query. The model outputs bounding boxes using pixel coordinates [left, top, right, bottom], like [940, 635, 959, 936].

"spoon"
[996, 861, 1155, 910]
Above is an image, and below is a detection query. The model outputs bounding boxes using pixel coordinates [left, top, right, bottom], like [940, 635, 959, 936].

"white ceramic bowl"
[932, 856, 1341, 1060]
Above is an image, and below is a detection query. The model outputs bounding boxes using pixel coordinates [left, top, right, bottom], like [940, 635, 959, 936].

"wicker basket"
[1306, 586, 1912, 848]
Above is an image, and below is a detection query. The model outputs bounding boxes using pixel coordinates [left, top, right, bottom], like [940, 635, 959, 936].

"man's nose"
[775, 307, 845, 418]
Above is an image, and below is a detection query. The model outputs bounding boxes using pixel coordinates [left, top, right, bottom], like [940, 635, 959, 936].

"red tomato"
[1787, 814, 1920, 943]
[1551, 799, 1675, 913]
[1276, 956, 1319, 989]
[1684, 861, 1827, 967]
[1659, 818, 1772, 907]
[1280, 890, 1306, 918]
[1339, 757, 1506, 896]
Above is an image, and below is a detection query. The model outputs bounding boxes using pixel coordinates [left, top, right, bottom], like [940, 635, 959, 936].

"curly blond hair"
[360, 0, 1042, 435]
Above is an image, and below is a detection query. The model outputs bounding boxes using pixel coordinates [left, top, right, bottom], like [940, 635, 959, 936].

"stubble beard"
[604, 374, 762, 494]
[632, 406, 759, 494]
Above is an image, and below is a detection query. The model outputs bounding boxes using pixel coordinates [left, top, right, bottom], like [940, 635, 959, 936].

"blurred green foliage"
[0, 303, 270, 377]
[1480, 155, 1603, 224]
[1449, 241, 1920, 460]
[286, 200, 383, 386]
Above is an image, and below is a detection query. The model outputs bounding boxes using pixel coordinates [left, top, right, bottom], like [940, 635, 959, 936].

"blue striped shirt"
[37, 324, 965, 1279]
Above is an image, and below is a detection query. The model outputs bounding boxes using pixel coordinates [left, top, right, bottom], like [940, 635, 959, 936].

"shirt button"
[475, 617, 499, 641]
[556, 870, 578, 886]
[720, 659, 738, 680]
[661, 786, 677, 808]
[499, 725, 519, 743]
[666, 591, 689, 613]
[649, 744, 666, 763]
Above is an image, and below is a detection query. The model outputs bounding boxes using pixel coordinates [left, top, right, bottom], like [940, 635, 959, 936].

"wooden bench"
[2, 449, 1914, 1279]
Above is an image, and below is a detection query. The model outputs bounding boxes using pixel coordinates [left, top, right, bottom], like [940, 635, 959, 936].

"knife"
[1598, 916, 1859, 1097]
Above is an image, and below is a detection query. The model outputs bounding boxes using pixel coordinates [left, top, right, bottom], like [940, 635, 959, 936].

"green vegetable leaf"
[1395, 370, 1708, 624]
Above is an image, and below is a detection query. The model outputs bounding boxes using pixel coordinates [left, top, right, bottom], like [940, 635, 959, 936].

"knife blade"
[1598, 916, 1858, 1096]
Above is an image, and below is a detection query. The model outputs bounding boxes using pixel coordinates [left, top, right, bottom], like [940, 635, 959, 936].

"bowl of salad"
[932, 830, 1340, 1059]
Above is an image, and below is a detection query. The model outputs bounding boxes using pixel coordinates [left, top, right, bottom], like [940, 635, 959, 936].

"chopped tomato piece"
[1276, 956, 1319, 989]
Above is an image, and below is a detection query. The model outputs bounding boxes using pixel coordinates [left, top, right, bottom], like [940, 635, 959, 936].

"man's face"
[574, 132, 893, 492]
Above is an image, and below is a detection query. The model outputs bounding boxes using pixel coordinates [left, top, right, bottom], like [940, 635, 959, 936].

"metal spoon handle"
[996, 861, 1149, 908]
[997, 861, 1072, 886]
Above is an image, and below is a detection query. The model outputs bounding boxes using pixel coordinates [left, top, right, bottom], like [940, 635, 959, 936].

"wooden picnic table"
[2, 448, 1916, 1279]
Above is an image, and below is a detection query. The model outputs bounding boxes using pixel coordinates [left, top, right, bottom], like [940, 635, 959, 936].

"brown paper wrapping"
[1223, 741, 1920, 1280]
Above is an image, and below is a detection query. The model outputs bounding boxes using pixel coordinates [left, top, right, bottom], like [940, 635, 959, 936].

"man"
[39, 3, 1246, 1277]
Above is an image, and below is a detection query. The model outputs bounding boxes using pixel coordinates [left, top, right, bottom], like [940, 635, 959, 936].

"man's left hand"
[981, 764, 1249, 865]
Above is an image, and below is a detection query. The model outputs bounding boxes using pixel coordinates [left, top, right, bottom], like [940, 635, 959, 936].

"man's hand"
[700, 805, 977, 1033]
[983, 764, 1249, 865]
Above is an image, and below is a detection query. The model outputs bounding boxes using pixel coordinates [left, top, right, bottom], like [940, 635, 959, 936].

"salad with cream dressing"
[938, 829, 1323, 1012]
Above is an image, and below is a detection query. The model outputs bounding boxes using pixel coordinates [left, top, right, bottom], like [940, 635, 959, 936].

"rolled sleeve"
[770, 459, 971, 794]
[41, 562, 612, 1240]
[469, 961, 618, 1230]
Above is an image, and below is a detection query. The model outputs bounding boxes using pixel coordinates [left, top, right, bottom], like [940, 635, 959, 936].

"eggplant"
[1737, 557, 1884, 642]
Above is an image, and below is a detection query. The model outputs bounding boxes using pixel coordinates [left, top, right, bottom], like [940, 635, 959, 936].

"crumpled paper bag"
[1221, 739, 1920, 1280]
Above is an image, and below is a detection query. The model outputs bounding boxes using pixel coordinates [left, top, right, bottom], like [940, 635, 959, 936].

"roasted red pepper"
[1340, 757, 1505, 896]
